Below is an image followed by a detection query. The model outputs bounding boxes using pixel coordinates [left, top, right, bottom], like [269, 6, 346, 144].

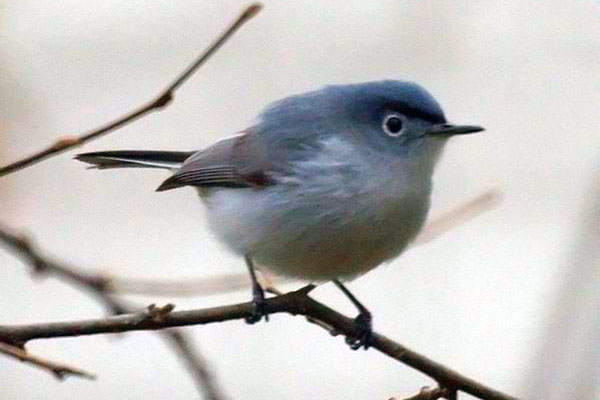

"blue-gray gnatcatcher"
[77, 80, 483, 349]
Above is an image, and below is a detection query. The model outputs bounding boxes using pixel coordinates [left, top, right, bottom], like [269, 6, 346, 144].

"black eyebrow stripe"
[385, 101, 446, 124]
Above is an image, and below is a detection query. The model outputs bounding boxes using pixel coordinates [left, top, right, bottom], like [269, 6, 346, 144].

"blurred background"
[1, 1, 599, 399]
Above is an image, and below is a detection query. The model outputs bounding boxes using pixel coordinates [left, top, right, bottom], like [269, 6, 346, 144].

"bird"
[76, 80, 483, 349]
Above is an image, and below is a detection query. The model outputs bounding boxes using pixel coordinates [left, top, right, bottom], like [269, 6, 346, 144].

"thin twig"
[413, 190, 502, 246]
[0, 224, 226, 400]
[157, 329, 226, 400]
[110, 269, 286, 298]
[0, 3, 262, 177]
[110, 272, 261, 298]
[163, 330, 225, 400]
[0, 341, 96, 381]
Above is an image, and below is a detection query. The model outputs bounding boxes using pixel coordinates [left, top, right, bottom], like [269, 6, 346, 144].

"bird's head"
[331, 80, 482, 160]
[258, 80, 483, 173]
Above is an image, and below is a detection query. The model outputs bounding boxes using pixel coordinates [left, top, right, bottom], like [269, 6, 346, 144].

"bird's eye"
[382, 114, 406, 137]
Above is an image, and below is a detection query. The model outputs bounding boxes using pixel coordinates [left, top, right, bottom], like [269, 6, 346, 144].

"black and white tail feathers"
[75, 150, 195, 170]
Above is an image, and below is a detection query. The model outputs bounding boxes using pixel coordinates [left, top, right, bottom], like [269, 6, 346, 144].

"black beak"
[427, 123, 484, 136]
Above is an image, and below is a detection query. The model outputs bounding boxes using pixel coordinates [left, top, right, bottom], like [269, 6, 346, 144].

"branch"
[0, 287, 517, 400]
[0, 341, 96, 381]
[0, 3, 262, 177]
[0, 224, 226, 400]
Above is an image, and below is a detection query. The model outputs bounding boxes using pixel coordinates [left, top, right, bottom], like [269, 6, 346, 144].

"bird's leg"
[333, 279, 372, 350]
[244, 254, 269, 324]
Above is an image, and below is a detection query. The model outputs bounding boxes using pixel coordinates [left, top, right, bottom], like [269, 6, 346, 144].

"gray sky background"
[1, 1, 599, 399]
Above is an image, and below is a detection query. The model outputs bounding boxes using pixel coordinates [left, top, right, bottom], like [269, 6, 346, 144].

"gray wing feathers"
[156, 133, 274, 192]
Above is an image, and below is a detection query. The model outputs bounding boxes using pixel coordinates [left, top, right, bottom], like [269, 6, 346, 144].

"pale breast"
[202, 137, 432, 281]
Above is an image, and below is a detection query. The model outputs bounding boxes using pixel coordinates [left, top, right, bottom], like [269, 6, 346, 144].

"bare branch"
[163, 330, 226, 400]
[0, 224, 226, 400]
[0, 3, 263, 177]
[0, 341, 96, 381]
[0, 286, 516, 400]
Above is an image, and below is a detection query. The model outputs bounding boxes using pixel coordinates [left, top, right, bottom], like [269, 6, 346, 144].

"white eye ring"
[382, 113, 407, 137]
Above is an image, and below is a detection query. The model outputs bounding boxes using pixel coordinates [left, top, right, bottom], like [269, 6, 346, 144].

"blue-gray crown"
[340, 80, 446, 123]
[259, 80, 446, 126]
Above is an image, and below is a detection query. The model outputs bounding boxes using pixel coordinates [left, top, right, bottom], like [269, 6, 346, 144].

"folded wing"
[156, 132, 274, 192]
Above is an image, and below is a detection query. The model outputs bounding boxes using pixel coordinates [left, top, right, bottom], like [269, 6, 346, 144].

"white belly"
[204, 187, 429, 281]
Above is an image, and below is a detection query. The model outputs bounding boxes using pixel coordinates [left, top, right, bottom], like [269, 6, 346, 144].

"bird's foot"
[345, 311, 372, 350]
[245, 286, 269, 324]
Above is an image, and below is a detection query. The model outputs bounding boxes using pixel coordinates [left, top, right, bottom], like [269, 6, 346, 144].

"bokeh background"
[1, 1, 599, 399]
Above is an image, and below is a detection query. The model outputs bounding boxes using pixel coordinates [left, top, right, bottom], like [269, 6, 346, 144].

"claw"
[345, 312, 372, 350]
[245, 286, 269, 324]
[333, 280, 373, 350]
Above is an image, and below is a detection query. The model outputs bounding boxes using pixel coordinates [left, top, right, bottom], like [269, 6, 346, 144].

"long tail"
[75, 150, 195, 170]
